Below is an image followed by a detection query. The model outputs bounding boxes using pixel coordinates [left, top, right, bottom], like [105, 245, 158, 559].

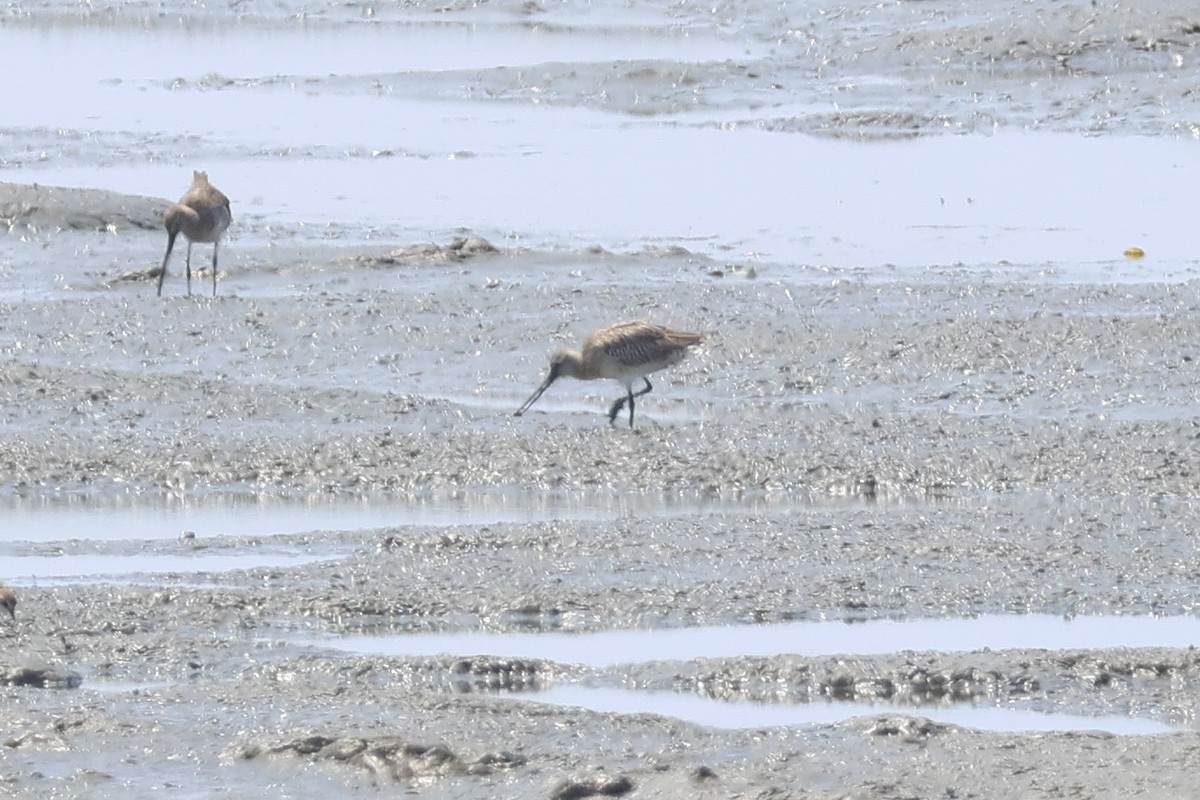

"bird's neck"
[559, 351, 595, 380]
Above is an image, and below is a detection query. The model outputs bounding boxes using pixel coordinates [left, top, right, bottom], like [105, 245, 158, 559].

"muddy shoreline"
[1, 179, 1200, 797]
[5, 0, 1200, 795]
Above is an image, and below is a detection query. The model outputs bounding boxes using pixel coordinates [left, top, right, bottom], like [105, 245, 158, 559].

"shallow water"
[299, 614, 1200, 666]
[6, 24, 746, 87]
[2, 20, 1196, 277]
[520, 685, 1180, 735]
[0, 551, 338, 582]
[11, 131, 1197, 279]
[0, 486, 935, 545]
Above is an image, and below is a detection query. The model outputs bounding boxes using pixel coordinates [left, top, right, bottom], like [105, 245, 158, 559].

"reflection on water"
[300, 613, 1200, 667]
[520, 685, 1179, 735]
[15, 132, 1199, 277]
[1, 12, 1197, 274]
[0, 486, 932, 544]
[0, 551, 338, 583]
[3, 24, 747, 106]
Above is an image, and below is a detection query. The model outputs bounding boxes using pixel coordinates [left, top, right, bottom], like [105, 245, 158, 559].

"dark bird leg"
[185, 241, 194, 297]
[211, 241, 219, 297]
[608, 378, 654, 428]
[157, 230, 178, 297]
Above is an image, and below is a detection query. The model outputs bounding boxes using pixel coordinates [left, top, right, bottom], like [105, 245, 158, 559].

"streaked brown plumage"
[158, 171, 232, 297]
[0, 583, 15, 621]
[515, 321, 705, 428]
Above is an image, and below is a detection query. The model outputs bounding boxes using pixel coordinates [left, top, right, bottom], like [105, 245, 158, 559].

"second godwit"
[0, 583, 15, 621]
[157, 170, 232, 298]
[515, 321, 705, 428]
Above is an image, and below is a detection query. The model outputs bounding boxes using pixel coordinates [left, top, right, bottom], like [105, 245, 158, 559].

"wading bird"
[158, 171, 232, 297]
[515, 321, 705, 428]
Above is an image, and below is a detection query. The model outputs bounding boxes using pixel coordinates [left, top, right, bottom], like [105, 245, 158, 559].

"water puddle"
[301, 614, 1200, 667]
[520, 686, 1178, 736]
[0, 487, 927, 545]
[0, 491, 628, 543]
[1, 15, 1196, 277]
[4, 24, 743, 103]
[15, 131, 1198, 277]
[4, 48, 1197, 279]
[0, 550, 338, 583]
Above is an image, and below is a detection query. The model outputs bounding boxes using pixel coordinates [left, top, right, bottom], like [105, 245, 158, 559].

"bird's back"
[585, 321, 704, 378]
[173, 171, 232, 241]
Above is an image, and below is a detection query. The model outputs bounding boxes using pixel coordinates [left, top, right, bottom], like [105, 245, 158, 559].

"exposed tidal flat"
[3, 1, 1200, 798]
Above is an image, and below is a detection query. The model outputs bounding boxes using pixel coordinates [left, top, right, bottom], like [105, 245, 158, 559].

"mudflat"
[4, 1, 1200, 798]
[4, 214, 1200, 796]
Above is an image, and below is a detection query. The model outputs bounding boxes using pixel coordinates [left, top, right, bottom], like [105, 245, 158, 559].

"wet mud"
[4, 208, 1200, 795]
[4, 0, 1200, 798]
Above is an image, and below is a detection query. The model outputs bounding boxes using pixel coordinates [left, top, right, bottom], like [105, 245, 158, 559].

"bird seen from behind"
[158, 170, 232, 298]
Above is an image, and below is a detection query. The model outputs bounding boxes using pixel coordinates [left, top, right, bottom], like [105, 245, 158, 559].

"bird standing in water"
[515, 321, 705, 428]
[158, 171, 232, 297]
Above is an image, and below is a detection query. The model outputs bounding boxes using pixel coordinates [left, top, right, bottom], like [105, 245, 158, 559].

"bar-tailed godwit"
[157, 171, 232, 297]
[515, 321, 705, 428]
[0, 583, 15, 621]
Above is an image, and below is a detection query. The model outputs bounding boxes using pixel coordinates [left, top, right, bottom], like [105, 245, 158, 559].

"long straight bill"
[515, 374, 556, 416]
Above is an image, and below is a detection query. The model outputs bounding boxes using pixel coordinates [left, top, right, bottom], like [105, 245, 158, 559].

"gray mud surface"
[4, 182, 1200, 797]
[4, 0, 1200, 798]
